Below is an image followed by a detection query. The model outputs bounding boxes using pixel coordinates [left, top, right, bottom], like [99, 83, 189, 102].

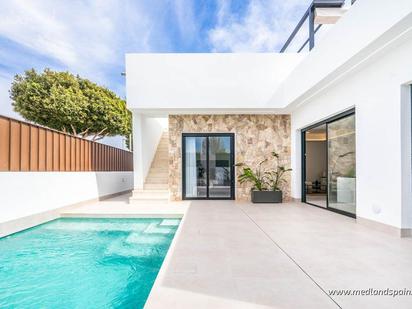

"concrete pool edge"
[143, 204, 189, 308]
[0, 193, 188, 237]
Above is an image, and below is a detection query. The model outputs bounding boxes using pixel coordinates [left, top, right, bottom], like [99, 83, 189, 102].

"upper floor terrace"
[126, 0, 412, 114]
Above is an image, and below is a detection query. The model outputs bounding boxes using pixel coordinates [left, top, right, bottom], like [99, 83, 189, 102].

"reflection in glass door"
[304, 124, 327, 208]
[327, 114, 356, 215]
[183, 133, 234, 200]
[209, 136, 232, 198]
[302, 110, 356, 217]
[183, 136, 207, 198]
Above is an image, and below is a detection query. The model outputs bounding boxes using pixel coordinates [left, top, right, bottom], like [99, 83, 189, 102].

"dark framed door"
[182, 133, 235, 200]
[301, 108, 356, 218]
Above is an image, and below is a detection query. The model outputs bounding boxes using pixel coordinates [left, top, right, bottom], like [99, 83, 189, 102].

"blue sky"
[0, 0, 310, 118]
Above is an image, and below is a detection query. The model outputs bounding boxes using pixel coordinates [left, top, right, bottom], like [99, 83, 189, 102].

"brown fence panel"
[59, 134, 65, 171]
[99, 143, 103, 171]
[53, 132, 59, 171]
[84, 140, 88, 170]
[0, 117, 10, 171]
[20, 124, 30, 171]
[38, 128, 46, 171]
[9, 121, 21, 171]
[65, 135, 71, 171]
[80, 139, 84, 171]
[30, 126, 38, 171]
[70, 137, 75, 171]
[45, 131, 53, 171]
[0, 115, 133, 172]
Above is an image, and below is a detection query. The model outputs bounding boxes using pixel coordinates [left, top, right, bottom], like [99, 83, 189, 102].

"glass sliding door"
[302, 109, 356, 217]
[183, 136, 207, 198]
[304, 124, 327, 208]
[327, 114, 356, 215]
[183, 133, 234, 200]
[208, 136, 232, 198]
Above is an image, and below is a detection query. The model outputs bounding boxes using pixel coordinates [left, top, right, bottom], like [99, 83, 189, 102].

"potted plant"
[236, 152, 291, 203]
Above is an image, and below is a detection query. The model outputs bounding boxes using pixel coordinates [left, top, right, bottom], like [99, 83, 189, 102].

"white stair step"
[146, 178, 168, 182]
[150, 166, 168, 171]
[145, 175, 169, 183]
[144, 183, 169, 190]
[150, 169, 168, 174]
[154, 156, 167, 160]
[147, 171, 168, 175]
[146, 176, 168, 181]
[153, 157, 169, 165]
[145, 177, 168, 182]
[153, 157, 168, 162]
[151, 163, 168, 167]
[150, 167, 168, 172]
[135, 131, 170, 195]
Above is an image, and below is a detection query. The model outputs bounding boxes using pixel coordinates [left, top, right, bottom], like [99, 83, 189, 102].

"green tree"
[10, 69, 131, 142]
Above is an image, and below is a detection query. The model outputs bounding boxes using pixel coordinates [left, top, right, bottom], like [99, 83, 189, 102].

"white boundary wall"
[0, 172, 133, 224]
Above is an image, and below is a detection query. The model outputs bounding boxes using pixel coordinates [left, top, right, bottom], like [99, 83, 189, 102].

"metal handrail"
[280, 0, 345, 53]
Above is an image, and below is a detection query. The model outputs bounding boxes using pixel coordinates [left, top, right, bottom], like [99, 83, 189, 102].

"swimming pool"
[0, 218, 180, 308]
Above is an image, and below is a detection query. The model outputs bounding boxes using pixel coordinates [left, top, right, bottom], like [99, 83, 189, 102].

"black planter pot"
[251, 190, 283, 203]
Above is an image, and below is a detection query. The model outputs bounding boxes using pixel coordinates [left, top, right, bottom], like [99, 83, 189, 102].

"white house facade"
[126, 0, 412, 236]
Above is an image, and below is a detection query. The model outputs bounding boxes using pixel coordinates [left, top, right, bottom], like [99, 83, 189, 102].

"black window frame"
[301, 108, 356, 218]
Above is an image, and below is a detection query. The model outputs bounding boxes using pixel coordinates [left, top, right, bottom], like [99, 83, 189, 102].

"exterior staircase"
[129, 131, 169, 204]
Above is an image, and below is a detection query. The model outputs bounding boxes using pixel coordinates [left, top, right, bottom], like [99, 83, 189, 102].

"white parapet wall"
[0, 171, 133, 225]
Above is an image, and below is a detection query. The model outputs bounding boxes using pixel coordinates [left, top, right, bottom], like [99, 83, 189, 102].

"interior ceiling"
[306, 124, 326, 141]
[307, 124, 326, 134]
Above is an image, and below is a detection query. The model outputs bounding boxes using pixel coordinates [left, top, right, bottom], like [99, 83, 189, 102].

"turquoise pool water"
[0, 218, 179, 309]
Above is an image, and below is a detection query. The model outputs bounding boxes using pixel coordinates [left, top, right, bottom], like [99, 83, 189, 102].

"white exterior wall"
[126, 53, 303, 114]
[0, 172, 133, 223]
[132, 114, 166, 189]
[291, 37, 412, 229]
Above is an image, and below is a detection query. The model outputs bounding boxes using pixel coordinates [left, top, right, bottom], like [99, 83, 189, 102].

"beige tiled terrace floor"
[145, 200, 412, 309]
[63, 195, 412, 308]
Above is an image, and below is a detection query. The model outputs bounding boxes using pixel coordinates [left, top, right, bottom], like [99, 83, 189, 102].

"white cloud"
[173, 0, 198, 42]
[0, 0, 172, 119]
[208, 0, 310, 52]
[0, 0, 164, 86]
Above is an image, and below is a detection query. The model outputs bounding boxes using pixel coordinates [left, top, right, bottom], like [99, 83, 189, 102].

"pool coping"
[0, 192, 188, 238]
[143, 203, 189, 308]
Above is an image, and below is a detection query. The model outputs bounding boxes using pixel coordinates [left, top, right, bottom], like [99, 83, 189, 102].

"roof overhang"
[126, 53, 304, 115]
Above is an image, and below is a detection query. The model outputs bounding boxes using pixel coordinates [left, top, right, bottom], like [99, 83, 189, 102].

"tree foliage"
[10, 69, 131, 141]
